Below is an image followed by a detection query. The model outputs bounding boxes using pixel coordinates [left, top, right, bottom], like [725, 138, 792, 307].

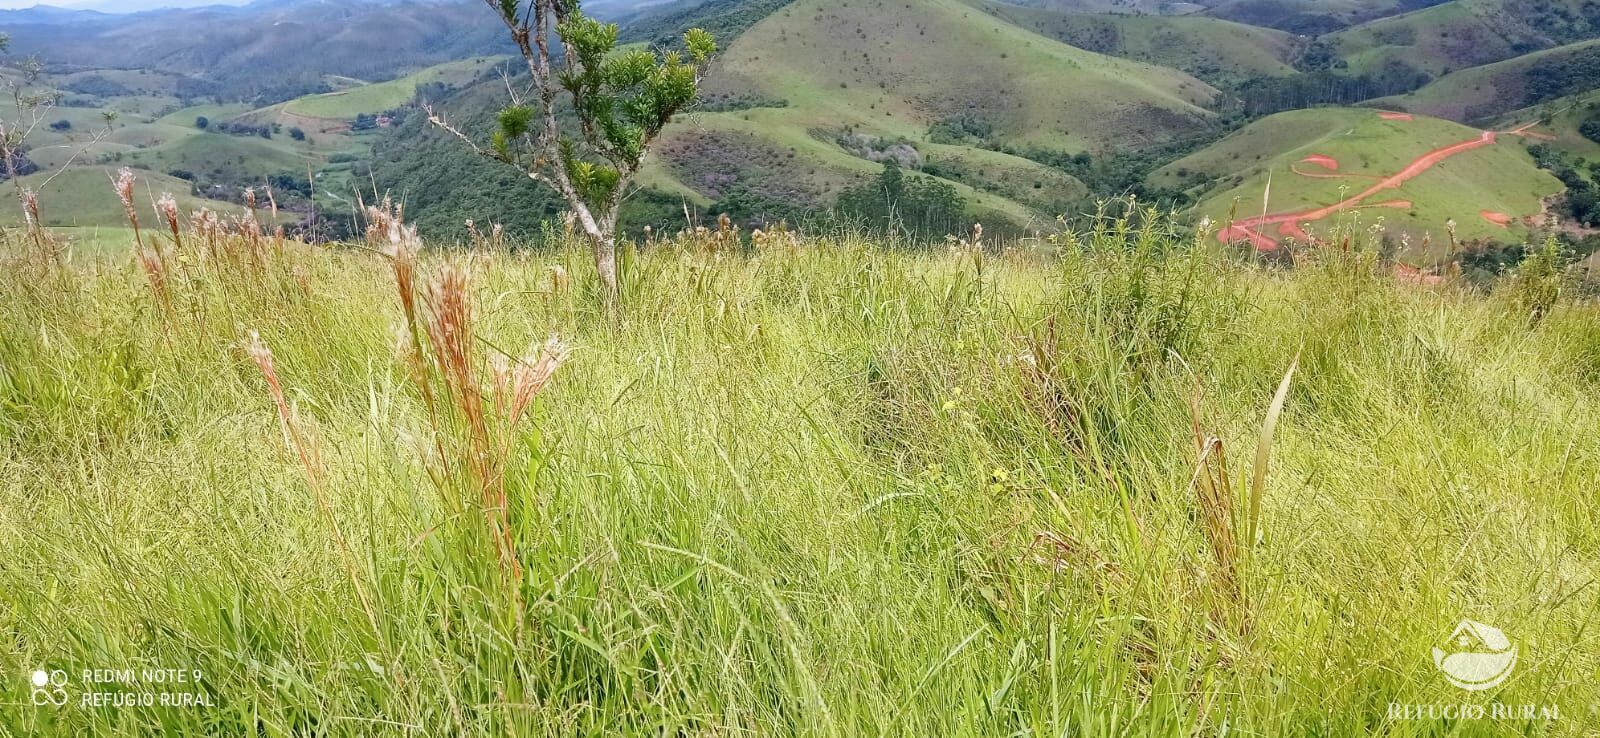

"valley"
[6, 3, 1600, 735]
[2, 0, 1598, 263]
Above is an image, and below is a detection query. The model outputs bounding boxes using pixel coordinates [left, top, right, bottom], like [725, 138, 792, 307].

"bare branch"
[424, 104, 495, 160]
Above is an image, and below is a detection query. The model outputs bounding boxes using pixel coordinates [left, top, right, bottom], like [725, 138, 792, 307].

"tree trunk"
[593, 233, 618, 306]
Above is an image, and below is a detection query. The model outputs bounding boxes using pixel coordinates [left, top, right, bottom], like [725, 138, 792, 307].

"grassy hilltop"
[1152, 107, 1563, 251]
[640, 0, 1217, 230]
[2, 199, 1598, 734]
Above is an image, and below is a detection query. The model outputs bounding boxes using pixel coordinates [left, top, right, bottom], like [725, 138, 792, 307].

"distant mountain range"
[63, 0, 250, 12]
[2, 0, 1595, 251]
[0, 0, 667, 16]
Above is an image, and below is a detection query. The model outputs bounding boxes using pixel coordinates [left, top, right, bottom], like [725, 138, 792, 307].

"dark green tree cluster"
[1529, 143, 1600, 227]
[1580, 113, 1600, 145]
[836, 161, 966, 241]
[1229, 61, 1430, 117]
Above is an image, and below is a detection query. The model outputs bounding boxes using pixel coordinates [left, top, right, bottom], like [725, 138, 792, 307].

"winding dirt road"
[1219, 129, 1500, 251]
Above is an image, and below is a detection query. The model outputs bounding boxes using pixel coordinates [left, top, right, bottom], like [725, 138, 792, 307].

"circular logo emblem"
[30, 669, 68, 706]
[1432, 620, 1518, 691]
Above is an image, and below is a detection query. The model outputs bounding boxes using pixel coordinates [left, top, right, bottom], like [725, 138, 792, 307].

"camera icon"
[30, 669, 68, 707]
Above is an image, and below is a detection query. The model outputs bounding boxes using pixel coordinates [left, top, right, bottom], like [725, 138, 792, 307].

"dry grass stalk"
[244, 330, 379, 634]
[112, 167, 140, 247]
[465, 219, 506, 251]
[156, 193, 181, 252]
[1188, 385, 1244, 632]
[374, 201, 567, 586]
[18, 187, 58, 266]
[1186, 357, 1297, 637]
[111, 170, 174, 312]
[1017, 317, 1086, 456]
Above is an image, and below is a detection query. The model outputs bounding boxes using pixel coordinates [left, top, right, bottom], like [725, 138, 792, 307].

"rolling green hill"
[121, 129, 316, 187]
[0, 54, 522, 235]
[700, 0, 1215, 150]
[280, 57, 509, 121]
[1492, 90, 1600, 162]
[1202, 0, 1453, 34]
[1151, 107, 1563, 251]
[1327, 0, 1600, 79]
[977, 0, 1299, 83]
[0, 167, 241, 229]
[1366, 39, 1600, 122]
[994, 0, 1208, 13]
[636, 0, 1218, 231]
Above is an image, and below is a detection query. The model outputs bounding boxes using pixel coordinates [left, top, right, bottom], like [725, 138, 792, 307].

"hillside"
[277, 57, 508, 120]
[637, 0, 1218, 230]
[993, 0, 1210, 13]
[13, 0, 1599, 246]
[0, 166, 241, 229]
[8, 212, 1600, 735]
[0, 1, 515, 104]
[1366, 39, 1600, 122]
[1151, 107, 1563, 251]
[977, 0, 1299, 83]
[1493, 89, 1600, 162]
[1202, 0, 1453, 34]
[1327, 0, 1600, 79]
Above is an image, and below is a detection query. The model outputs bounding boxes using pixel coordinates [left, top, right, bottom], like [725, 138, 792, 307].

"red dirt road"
[1480, 210, 1511, 227]
[1378, 111, 1414, 121]
[1220, 130, 1498, 250]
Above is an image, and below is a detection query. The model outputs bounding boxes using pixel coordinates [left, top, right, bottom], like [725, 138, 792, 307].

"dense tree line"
[1228, 62, 1431, 117]
[1580, 108, 1600, 144]
[835, 161, 966, 241]
[1523, 46, 1600, 110]
[1530, 143, 1600, 227]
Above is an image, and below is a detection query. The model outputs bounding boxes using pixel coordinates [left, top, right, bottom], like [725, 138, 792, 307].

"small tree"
[195, 115, 209, 130]
[428, 0, 715, 304]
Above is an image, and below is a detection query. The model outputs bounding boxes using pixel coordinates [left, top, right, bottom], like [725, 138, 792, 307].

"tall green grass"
[1, 207, 1598, 736]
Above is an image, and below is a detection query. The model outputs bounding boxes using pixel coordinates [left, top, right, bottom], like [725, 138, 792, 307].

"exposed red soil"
[1220, 130, 1498, 251]
[1500, 120, 1556, 141]
[1366, 199, 1412, 209]
[1378, 111, 1414, 121]
[1291, 166, 1383, 180]
[1480, 210, 1512, 227]
[1300, 154, 1338, 170]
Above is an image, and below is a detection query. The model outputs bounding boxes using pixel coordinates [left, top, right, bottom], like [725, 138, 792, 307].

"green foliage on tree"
[1579, 110, 1600, 145]
[430, 0, 715, 304]
[836, 161, 966, 241]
